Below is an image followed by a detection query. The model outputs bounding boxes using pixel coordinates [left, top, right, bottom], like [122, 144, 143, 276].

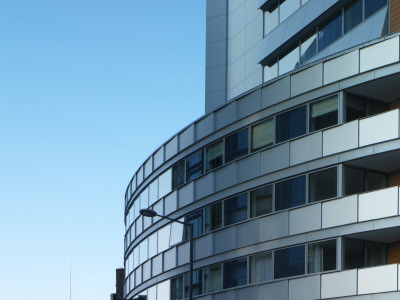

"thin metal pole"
[188, 223, 193, 300]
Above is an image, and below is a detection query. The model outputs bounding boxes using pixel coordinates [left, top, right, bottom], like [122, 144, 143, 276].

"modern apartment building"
[124, 0, 400, 299]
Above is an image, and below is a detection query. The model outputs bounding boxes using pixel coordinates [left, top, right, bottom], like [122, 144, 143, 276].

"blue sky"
[0, 1, 205, 299]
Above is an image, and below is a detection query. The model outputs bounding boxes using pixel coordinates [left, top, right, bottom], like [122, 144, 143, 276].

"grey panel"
[291, 64, 323, 97]
[260, 211, 289, 242]
[215, 163, 237, 192]
[244, 68, 263, 92]
[237, 153, 261, 183]
[369, 8, 388, 39]
[230, 30, 246, 64]
[237, 89, 262, 119]
[165, 136, 178, 161]
[205, 90, 227, 114]
[259, 280, 289, 300]
[261, 76, 290, 108]
[195, 234, 213, 260]
[142, 260, 152, 282]
[214, 226, 236, 253]
[215, 101, 237, 130]
[196, 113, 215, 141]
[373, 292, 400, 300]
[163, 247, 176, 271]
[179, 125, 195, 151]
[177, 242, 190, 266]
[246, 0, 262, 25]
[283, 6, 307, 41]
[324, 50, 359, 85]
[206, 0, 227, 20]
[229, 0, 246, 13]
[178, 182, 194, 208]
[164, 191, 177, 216]
[236, 218, 260, 248]
[290, 132, 322, 166]
[230, 3, 245, 39]
[206, 40, 227, 69]
[245, 15, 263, 51]
[152, 254, 163, 276]
[302, 0, 325, 27]
[229, 55, 246, 89]
[235, 285, 259, 300]
[206, 14, 228, 44]
[213, 290, 236, 300]
[206, 65, 227, 94]
[289, 203, 322, 235]
[153, 147, 164, 170]
[289, 275, 320, 300]
[195, 172, 215, 200]
[260, 143, 290, 175]
[246, 40, 263, 76]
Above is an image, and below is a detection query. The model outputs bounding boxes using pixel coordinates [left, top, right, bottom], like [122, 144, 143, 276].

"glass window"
[250, 185, 273, 218]
[346, 93, 366, 122]
[344, 0, 363, 33]
[308, 240, 337, 273]
[275, 175, 306, 211]
[204, 202, 222, 233]
[365, 0, 387, 19]
[186, 150, 204, 181]
[274, 245, 305, 279]
[301, 0, 310, 4]
[300, 32, 317, 64]
[136, 216, 143, 237]
[279, 46, 300, 75]
[276, 105, 307, 143]
[159, 169, 172, 198]
[172, 160, 185, 189]
[368, 100, 387, 116]
[345, 167, 364, 196]
[148, 232, 158, 258]
[204, 264, 222, 293]
[250, 252, 272, 283]
[224, 193, 248, 226]
[223, 258, 248, 289]
[139, 239, 148, 264]
[135, 266, 142, 286]
[133, 246, 139, 269]
[184, 211, 203, 240]
[280, 0, 300, 23]
[252, 118, 274, 151]
[318, 12, 342, 52]
[310, 95, 338, 132]
[184, 270, 203, 297]
[264, 62, 278, 82]
[264, 4, 279, 36]
[309, 167, 337, 203]
[169, 221, 184, 246]
[171, 276, 183, 300]
[345, 239, 365, 269]
[205, 140, 223, 172]
[366, 243, 387, 267]
[366, 171, 386, 192]
[225, 128, 248, 163]
[158, 224, 171, 253]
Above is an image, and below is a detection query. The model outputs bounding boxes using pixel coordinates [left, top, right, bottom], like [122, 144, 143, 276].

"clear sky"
[0, 1, 205, 299]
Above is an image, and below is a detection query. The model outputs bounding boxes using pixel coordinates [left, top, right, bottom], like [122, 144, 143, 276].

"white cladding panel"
[358, 187, 398, 222]
[324, 50, 359, 84]
[358, 264, 398, 294]
[321, 270, 357, 298]
[360, 37, 400, 72]
[323, 121, 359, 156]
[322, 195, 358, 228]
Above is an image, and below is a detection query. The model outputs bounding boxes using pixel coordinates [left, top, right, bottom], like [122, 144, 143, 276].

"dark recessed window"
[344, 167, 365, 196]
[310, 95, 338, 132]
[225, 128, 249, 163]
[205, 140, 223, 172]
[171, 276, 183, 300]
[184, 210, 203, 240]
[276, 105, 307, 143]
[252, 118, 274, 152]
[365, 171, 387, 192]
[365, 0, 387, 19]
[345, 239, 364, 269]
[186, 150, 203, 181]
[184, 269, 203, 298]
[300, 32, 317, 64]
[250, 252, 272, 283]
[250, 185, 273, 218]
[274, 245, 305, 279]
[346, 94, 366, 122]
[309, 167, 337, 203]
[308, 240, 337, 273]
[172, 160, 185, 189]
[318, 11, 342, 52]
[204, 264, 222, 293]
[223, 258, 248, 289]
[204, 202, 222, 233]
[344, 0, 363, 33]
[275, 175, 306, 211]
[224, 193, 248, 226]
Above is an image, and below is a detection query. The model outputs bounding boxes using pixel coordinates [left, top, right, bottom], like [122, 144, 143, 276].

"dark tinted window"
[309, 167, 337, 202]
[204, 202, 222, 233]
[276, 106, 307, 143]
[225, 128, 249, 163]
[345, 239, 365, 269]
[186, 150, 203, 181]
[318, 12, 342, 51]
[184, 269, 203, 298]
[275, 175, 306, 211]
[344, 0, 363, 33]
[184, 210, 203, 240]
[224, 193, 248, 226]
[345, 167, 364, 196]
[250, 185, 273, 217]
[205, 140, 223, 172]
[365, 0, 387, 18]
[223, 258, 248, 289]
[308, 240, 337, 273]
[171, 276, 183, 300]
[346, 94, 366, 122]
[172, 160, 185, 189]
[274, 245, 305, 279]
[310, 95, 338, 132]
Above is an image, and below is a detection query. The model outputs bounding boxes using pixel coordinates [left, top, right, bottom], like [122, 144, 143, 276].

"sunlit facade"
[124, 0, 400, 299]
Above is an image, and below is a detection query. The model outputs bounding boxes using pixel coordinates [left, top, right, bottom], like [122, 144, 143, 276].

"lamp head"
[140, 209, 157, 218]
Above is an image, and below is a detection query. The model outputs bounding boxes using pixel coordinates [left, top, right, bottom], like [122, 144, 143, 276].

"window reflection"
[318, 12, 342, 51]
[279, 0, 300, 23]
[274, 245, 305, 279]
[300, 33, 317, 64]
[344, 0, 363, 33]
[278, 46, 300, 75]
[224, 193, 248, 226]
[205, 140, 223, 172]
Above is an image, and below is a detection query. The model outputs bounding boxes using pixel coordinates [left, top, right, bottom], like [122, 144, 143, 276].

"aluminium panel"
[230, 2, 246, 39]
[358, 187, 399, 222]
[206, 39, 227, 69]
[358, 264, 398, 294]
[261, 76, 290, 108]
[206, 14, 227, 44]
[322, 195, 358, 228]
[259, 280, 289, 300]
[194, 234, 213, 260]
[237, 153, 261, 183]
[323, 121, 359, 156]
[288, 275, 320, 300]
[164, 190, 177, 216]
[230, 30, 246, 63]
[260, 211, 289, 242]
[291, 63, 323, 97]
[324, 50, 360, 85]
[215, 162, 237, 192]
[165, 136, 178, 161]
[245, 15, 263, 52]
[236, 218, 260, 248]
[289, 132, 322, 166]
[206, 64, 228, 94]
[195, 113, 214, 141]
[237, 89, 262, 119]
[206, 0, 228, 20]
[153, 147, 164, 170]
[360, 36, 400, 73]
[215, 101, 237, 130]
[179, 124, 195, 151]
[205, 90, 227, 114]
[213, 226, 236, 253]
[261, 143, 290, 174]
[163, 247, 177, 271]
[321, 269, 357, 298]
[177, 182, 194, 209]
[289, 203, 322, 235]
[177, 242, 189, 266]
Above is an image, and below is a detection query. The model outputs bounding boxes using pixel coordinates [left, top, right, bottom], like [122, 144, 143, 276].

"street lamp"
[140, 209, 194, 300]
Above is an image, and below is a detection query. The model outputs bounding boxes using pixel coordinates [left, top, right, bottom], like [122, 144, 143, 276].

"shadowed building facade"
[124, 0, 400, 299]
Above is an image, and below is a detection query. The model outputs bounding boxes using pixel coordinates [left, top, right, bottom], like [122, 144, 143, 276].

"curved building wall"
[124, 1, 400, 299]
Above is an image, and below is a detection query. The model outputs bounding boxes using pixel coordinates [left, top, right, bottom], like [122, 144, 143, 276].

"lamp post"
[140, 209, 194, 300]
